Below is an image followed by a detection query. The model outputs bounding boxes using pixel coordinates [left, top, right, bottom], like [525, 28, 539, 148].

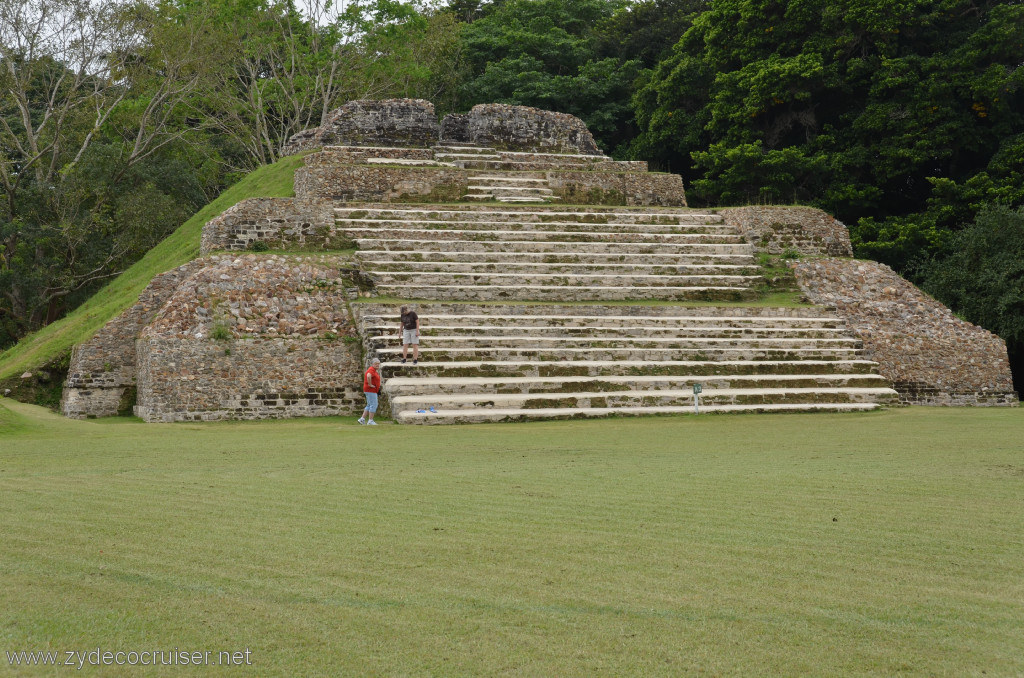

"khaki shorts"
[403, 329, 419, 345]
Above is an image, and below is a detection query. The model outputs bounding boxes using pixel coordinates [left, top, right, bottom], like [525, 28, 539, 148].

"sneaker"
[366, 420, 378, 426]
[357, 417, 366, 425]
[428, 406, 437, 413]
[401, 358, 406, 364]
[413, 359, 418, 365]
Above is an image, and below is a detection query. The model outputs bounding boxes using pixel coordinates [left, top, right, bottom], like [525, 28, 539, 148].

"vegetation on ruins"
[1, 0, 1022, 381]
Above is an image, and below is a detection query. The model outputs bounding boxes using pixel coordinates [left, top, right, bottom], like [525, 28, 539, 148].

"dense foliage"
[2, 0, 1023, 382]
[921, 207, 1024, 388]
[632, 0, 1024, 270]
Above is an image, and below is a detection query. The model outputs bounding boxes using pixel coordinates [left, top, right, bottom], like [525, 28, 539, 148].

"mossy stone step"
[383, 373, 892, 397]
[393, 402, 884, 425]
[372, 284, 760, 302]
[376, 359, 882, 379]
[354, 239, 750, 255]
[373, 346, 863, 362]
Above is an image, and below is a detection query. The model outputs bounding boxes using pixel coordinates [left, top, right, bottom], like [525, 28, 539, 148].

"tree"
[632, 0, 1024, 269]
[0, 0, 216, 342]
[452, 0, 644, 154]
[922, 206, 1024, 390]
[174, 0, 463, 171]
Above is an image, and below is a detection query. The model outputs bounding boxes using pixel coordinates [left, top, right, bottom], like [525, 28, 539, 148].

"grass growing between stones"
[0, 154, 311, 381]
[1, 400, 1022, 676]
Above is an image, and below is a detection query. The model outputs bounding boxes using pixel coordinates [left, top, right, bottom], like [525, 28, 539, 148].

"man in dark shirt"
[399, 305, 420, 364]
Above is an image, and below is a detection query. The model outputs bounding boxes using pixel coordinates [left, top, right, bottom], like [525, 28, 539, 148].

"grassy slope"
[0, 402, 1022, 675]
[0, 154, 307, 380]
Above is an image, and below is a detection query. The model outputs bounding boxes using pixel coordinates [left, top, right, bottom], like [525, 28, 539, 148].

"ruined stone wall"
[293, 161, 684, 207]
[795, 258, 1017, 405]
[135, 255, 363, 422]
[721, 206, 853, 257]
[546, 171, 687, 207]
[200, 198, 334, 254]
[294, 164, 470, 203]
[61, 260, 206, 418]
[439, 114, 470, 143]
[283, 99, 440, 154]
[451, 105, 602, 155]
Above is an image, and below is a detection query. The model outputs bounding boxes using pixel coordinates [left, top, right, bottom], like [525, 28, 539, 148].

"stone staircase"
[354, 304, 899, 424]
[339, 205, 761, 301]
[464, 175, 558, 203]
[337, 201, 899, 424]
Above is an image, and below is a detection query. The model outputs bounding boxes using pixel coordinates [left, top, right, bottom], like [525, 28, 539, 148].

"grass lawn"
[1, 402, 1022, 676]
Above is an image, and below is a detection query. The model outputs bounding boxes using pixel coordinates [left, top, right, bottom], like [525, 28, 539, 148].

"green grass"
[2, 401, 1022, 676]
[0, 154, 309, 381]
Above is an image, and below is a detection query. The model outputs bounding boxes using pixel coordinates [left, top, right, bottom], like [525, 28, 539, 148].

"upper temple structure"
[60, 99, 1018, 423]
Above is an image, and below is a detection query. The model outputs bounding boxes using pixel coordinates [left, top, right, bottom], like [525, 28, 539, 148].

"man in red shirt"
[358, 357, 382, 425]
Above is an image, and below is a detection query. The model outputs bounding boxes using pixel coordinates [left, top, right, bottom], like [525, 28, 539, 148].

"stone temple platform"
[61, 99, 1016, 423]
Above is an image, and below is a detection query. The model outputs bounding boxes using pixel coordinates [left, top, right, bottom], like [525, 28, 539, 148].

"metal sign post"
[693, 383, 702, 414]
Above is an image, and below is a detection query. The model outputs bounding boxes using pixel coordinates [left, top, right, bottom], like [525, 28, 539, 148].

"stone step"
[354, 239, 750, 255]
[468, 176, 549, 185]
[394, 402, 884, 425]
[372, 283, 759, 302]
[462, 194, 559, 203]
[334, 207, 724, 224]
[495, 195, 560, 203]
[372, 346, 862, 362]
[435, 152, 501, 161]
[341, 227, 748, 245]
[389, 387, 898, 414]
[357, 305, 841, 322]
[458, 160, 603, 172]
[358, 260, 760, 276]
[372, 270, 761, 287]
[364, 324, 847, 339]
[368, 335, 860, 350]
[357, 307, 842, 325]
[466, 185, 554, 195]
[357, 250, 757, 265]
[363, 157, 456, 167]
[499, 150, 611, 162]
[383, 373, 893, 397]
[336, 218, 735, 235]
[431, 145, 497, 154]
[376, 359, 881, 379]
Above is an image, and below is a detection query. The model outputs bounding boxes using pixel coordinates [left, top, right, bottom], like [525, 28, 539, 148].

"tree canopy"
[631, 0, 1024, 269]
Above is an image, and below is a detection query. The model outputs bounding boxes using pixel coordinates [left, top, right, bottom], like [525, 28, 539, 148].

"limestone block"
[463, 104, 602, 155]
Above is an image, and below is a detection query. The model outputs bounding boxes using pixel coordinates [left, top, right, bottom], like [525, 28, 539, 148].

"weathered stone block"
[283, 99, 440, 153]
[461, 104, 602, 155]
[439, 114, 470, 143]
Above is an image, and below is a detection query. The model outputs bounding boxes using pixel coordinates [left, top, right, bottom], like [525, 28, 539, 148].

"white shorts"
[403, 329, 419, 345]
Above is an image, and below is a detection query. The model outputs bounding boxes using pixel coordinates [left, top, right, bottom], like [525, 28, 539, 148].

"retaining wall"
[200, 198, 334, 254]
[135, 255, 363, 422]
[61, 260, 206, 418]
[794, 258, 1017, 405]
[721, 206, 853, 257]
